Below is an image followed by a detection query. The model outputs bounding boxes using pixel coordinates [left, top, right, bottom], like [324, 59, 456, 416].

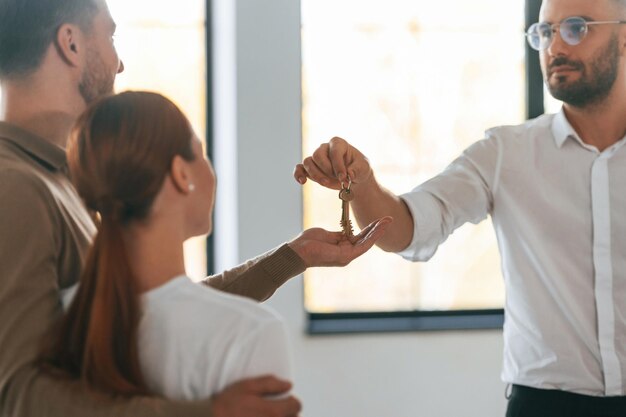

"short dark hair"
[0, 0, 99, 79]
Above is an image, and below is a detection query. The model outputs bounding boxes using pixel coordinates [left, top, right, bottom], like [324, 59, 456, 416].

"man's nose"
[547, 27, 569, 57]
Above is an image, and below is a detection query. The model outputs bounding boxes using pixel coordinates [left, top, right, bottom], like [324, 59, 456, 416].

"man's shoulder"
[0, 146, 57, 223]
[485, 113, 555, 142]
[460, 114, 556, 161]
[0, 164, 60, 249]
[0, 151, 52, 198]
[0, 134, 28, 161]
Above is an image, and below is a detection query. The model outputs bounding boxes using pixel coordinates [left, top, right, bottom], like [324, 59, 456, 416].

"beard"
[545, 34, 620, 109]
[79, 48, 115, 104]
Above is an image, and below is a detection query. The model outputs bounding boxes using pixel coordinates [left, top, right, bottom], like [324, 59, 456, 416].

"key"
[339, 178, 354, 238]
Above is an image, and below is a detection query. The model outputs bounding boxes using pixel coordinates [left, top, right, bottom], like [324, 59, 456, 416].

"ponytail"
[43, 209, 148, 397]
[41, 91, 195, 397]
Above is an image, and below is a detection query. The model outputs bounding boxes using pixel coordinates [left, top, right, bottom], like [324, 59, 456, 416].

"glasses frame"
[526, 16, 626, 51]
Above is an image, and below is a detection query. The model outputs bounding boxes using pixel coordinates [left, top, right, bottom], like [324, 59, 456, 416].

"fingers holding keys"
[211, 375, 302, 417]
[328, 136, 372, 186]
[294, 143, 335, 187]
[293, 142, 337, 188]
[294, 156, 336, 189]
[294, 137, 372, 189]
[327, 136, 351, 184]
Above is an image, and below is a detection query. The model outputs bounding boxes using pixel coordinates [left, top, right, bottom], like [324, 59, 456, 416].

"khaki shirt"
[0, 122, 305, 417]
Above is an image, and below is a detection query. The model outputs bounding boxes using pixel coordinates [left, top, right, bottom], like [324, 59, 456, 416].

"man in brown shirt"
[0, 0, 390, 416]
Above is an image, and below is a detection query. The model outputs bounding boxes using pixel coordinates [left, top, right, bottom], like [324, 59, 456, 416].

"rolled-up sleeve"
[397, 136, 501, 262]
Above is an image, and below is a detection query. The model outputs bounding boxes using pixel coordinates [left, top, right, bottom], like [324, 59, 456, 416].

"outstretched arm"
[205, 217, 391, 301]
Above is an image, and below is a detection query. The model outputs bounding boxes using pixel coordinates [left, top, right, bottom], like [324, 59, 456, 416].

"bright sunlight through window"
[108, 0, 207, 280]
[302, 0, 527, 313]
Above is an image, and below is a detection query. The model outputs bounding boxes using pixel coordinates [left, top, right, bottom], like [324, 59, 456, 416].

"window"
[302, 0, 535, 332]
[103, 0, 209, 280]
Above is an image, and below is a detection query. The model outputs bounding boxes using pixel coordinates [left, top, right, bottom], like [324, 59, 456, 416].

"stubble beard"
[79, 48, 115, 104]
[546, 34, 620, 109]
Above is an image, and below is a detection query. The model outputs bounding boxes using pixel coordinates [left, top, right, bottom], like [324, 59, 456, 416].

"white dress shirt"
[398, 109, 626, 396]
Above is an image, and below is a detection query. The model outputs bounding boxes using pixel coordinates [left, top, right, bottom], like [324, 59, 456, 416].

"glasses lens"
[560, 17, 587, 45]
[527, 22, 552, 50]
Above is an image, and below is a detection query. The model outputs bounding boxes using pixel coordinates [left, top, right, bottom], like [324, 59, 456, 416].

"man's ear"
[170, 155, 193, 194]
[55, 24, 83, 67]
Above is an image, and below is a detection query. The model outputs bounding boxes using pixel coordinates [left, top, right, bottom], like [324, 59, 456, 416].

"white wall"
[213, 0, 508, 415]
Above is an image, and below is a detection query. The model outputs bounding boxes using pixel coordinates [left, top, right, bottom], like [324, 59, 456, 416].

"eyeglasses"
[526, 16, 626, 51]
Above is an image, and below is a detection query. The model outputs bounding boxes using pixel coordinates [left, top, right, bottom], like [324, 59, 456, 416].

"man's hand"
[294, 136, 372, 189]
[295, 136, 414, 253]
[211, 376, 301, 417]
[288, 217, 392, 268]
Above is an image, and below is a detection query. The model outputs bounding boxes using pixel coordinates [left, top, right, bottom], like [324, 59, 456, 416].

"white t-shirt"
[137, 276, 292, 400]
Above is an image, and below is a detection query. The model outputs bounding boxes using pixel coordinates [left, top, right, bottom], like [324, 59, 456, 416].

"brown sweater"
[0, 122, 306, 417]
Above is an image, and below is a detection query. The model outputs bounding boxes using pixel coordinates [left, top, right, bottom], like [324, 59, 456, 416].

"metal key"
[339, 177, 354, 238]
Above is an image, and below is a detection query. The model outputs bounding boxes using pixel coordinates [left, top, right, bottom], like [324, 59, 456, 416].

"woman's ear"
[170, 155, 194, 194]
[55, 24, 83, 67]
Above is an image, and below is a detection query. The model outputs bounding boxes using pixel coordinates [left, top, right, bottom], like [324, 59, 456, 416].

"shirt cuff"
[396, 190, 441, 262]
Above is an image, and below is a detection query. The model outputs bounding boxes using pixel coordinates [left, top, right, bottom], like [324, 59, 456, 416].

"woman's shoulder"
[142, 276, 283, 328]
[138, 276, 290, 400]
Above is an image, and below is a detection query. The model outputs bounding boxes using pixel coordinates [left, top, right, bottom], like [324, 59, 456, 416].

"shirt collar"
[0, 122, 67, 171]
[551, 108, 580, 149]
[551, 108, 626, 154]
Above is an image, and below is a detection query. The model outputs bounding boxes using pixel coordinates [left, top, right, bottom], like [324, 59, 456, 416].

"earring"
[188, 184, 196, 192]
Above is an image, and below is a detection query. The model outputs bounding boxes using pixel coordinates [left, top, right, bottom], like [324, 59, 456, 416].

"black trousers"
[506, 385, 626, 417]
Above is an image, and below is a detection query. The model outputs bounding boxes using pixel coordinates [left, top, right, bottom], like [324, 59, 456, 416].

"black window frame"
[206, 0, 215, 276]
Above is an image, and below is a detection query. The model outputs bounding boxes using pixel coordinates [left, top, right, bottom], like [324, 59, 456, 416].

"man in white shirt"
[295, 0, 626, 415]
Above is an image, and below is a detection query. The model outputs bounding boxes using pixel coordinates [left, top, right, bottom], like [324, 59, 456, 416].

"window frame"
[206, 0, 216, 276]
[304, 0, 544, 334]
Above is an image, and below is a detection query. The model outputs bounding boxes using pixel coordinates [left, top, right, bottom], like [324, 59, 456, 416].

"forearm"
[351, 175, 414, 253]
[4, 366, 212, 417]
[204, 244, 306, 302]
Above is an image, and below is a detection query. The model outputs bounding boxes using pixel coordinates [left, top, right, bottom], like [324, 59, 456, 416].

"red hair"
[41, 91, 195, 396]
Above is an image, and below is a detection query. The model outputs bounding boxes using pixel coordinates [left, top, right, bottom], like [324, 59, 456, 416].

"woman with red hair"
[40, 92, 290, 399]
[41, 91, 390, 400]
